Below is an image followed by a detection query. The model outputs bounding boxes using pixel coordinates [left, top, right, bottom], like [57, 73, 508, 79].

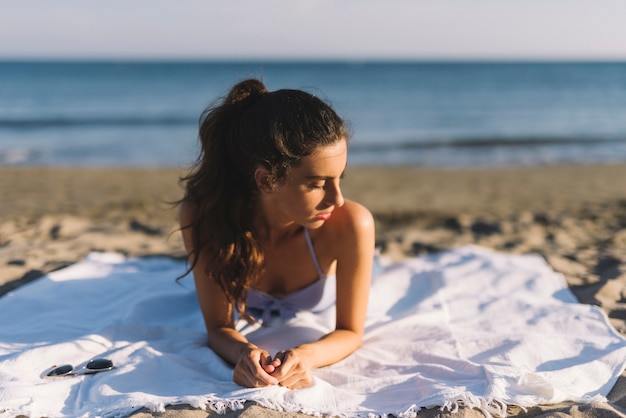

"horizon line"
[2, 56, 626, 64]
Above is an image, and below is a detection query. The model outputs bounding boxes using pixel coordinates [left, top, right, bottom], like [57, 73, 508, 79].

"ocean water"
[1, 61, 626, 168]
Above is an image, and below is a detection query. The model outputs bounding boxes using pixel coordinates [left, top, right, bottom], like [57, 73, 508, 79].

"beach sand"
[1, 164, 625, 417]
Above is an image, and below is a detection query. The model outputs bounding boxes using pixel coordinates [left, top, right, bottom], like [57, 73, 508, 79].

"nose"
[325, 181, 345, 208]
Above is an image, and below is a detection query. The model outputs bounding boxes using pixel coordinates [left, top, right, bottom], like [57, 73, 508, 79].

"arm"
[179, 199, 280, 387]
[271, 201, 375, 388]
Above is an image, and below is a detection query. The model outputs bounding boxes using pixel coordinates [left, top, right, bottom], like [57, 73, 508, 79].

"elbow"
[354, 332, 364, 349]
[339, 327, 364, 351]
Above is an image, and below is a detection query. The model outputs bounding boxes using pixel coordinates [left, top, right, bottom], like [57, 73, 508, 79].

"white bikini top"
[246, 229, 336, 323]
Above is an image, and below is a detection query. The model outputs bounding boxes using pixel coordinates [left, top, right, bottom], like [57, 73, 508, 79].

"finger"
[278, 373, 314, 389]
[235, 354, 278, 387]
[237, 367, 278, 387]
[261, 353, 277, 374]
[270, 356, 282, 368]
[273, 350, 287, 363]
[251, 351, 279, 385]
[271, 351, 295, 379]
[234, 361, 259, 387]
[251, 363, 279, 386]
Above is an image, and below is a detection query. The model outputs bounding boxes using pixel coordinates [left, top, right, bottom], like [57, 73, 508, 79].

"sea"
[1, 60, 626, 168]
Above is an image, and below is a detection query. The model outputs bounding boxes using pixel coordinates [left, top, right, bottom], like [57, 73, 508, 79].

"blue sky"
[2, 0, 626, 61]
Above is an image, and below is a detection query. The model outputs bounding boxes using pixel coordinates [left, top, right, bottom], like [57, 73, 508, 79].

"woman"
[179, 79, 375, 389]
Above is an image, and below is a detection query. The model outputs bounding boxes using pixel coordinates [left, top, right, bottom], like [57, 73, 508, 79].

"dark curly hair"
[180, 79, 348, 320]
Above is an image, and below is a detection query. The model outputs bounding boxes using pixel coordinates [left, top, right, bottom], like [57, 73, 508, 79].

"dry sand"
[1, 164, 626, 417]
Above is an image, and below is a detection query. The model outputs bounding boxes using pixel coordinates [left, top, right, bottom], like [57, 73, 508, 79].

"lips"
[316, 212, 332, 221]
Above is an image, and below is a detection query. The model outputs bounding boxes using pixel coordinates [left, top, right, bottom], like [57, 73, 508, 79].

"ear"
[254, 166, 274, 193]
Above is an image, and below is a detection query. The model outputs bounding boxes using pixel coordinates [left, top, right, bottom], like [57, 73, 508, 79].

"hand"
[270, 349, 314, 389]
[233, 346, 280, 387]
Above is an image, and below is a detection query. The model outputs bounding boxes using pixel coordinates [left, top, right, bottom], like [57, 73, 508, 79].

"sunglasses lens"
[47, 364, 73, 376]
[86, 358, 113, 370]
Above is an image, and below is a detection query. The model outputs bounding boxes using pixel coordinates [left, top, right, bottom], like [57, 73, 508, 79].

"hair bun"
[225, 79, 268, 105]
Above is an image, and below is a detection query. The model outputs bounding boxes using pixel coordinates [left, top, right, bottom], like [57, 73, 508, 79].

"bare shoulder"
[334, 199, 374, 228]
[328, 199, 375, 241]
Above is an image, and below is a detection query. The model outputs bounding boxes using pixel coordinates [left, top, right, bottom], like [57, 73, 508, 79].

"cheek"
[275, 190, 310, 212]
[291, 192, 321, 214]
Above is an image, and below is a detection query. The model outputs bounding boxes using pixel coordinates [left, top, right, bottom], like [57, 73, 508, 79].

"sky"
[2, 0, 626, 61]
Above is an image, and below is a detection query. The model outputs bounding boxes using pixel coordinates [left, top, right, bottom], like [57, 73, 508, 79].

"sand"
[1, 164, 626, 417]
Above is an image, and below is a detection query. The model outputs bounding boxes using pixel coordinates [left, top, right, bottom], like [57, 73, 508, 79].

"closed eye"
[308, 182, 325, 190]
[306, 169, 345, 190]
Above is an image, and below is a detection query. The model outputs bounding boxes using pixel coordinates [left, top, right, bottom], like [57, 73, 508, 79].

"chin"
[306, 219, 326, 229]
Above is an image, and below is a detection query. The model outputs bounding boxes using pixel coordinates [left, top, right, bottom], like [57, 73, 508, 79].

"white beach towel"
[1, 246, 625, 418]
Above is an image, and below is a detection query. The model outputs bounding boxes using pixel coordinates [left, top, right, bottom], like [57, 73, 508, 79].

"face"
[263, 139, 347, 229]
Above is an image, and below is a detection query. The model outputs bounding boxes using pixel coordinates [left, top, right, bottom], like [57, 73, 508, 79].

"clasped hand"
[233, 347, 313, 389]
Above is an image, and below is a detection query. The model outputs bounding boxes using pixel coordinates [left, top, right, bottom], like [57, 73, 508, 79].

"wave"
[0, 149, 41, 165]
[0, 116, 195, 129]
[350, 135, 626, 151]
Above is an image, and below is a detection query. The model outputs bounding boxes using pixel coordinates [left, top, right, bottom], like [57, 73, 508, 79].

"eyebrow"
[305, 164, 347, 181]
[305, 170, 346, 181]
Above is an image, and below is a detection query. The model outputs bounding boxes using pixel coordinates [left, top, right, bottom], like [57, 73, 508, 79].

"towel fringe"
[94, 393, 602, 418]
[205, 398, 248, 414]
[198, 395, 518, 418]
[437, 395, 511, 418]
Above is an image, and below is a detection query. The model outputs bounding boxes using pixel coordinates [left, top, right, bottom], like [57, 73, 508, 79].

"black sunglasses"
[44, 358, 115, 379]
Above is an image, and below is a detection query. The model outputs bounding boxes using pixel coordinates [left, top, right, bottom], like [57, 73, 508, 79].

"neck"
[253, 200, 302, 246]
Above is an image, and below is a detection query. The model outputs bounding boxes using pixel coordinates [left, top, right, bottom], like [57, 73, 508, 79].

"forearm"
[293, 329, 363, 369]
[207, 327, 258, 365]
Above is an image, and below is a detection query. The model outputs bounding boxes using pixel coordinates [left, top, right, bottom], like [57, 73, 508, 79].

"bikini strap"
[304, 228, 325, 278]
